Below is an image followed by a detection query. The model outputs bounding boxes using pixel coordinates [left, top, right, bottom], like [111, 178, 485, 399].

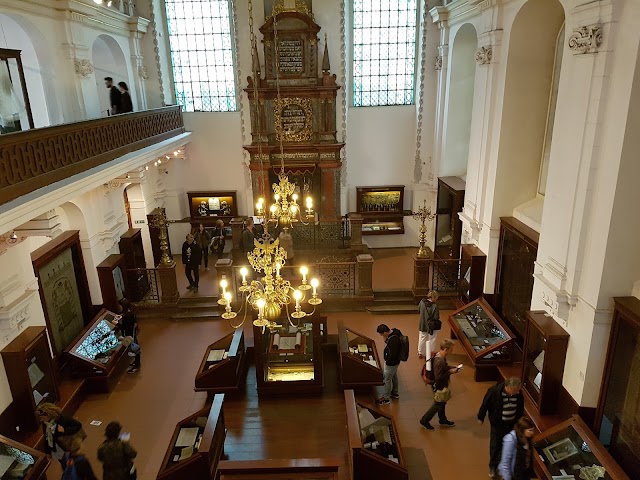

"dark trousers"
[420, 400, 447, 425]
[201, 249, 209, 268]
[490, 422, 513, 469]
[185, 265, 199, 287]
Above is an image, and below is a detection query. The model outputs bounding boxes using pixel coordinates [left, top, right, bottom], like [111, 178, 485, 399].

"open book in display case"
[195, 328, 248, 395]
[0, 434, 49, 480]
[157, 394, 226, 480]
[344, 390, 408, 480]
[337, 321, 383, 388]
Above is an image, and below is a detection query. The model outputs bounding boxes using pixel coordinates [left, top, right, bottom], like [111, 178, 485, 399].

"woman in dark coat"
[97, 421, 137, 480]
[118, 82, 134, 113]
[36, 403, 85, 467]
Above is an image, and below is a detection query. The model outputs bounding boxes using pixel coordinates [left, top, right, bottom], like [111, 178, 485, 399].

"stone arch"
[441, 23, 478, 177]
[0, 14, 60, 127]
[91, 34, 129, 116]
[491, 0, 565, 229]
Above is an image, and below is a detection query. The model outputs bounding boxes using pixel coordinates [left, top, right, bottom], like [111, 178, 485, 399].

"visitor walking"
[118, 82, 133, 113]
[104, 77, 121, 115]
[418, 290, 441, 360]
[497, 417, 536, 480]
[182, 233, 201, 292]
[193, 223, 211, 270]
[97, 421, 137, 480]
[376, 323, 403, 405]
[36, 403, 86, 468]
[210, 219, 226, 258]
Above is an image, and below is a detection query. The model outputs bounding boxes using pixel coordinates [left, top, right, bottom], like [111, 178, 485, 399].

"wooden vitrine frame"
[188, 191, 238, 227]
[157, 394, 226, 480]
[0, 48, 35, 131]
[448, 297, 516, 381]
[0, 434, 49, 480]
[97, 253, 127, 312]
[434, 176, 465, 259]
[195, 328, 248, 394]
[218, 458, 340, 480]
[355, 185, 405, 235]
[533, 415, 630, 480]
[337, 321, 383, 388]
[344, 390, 408, 480]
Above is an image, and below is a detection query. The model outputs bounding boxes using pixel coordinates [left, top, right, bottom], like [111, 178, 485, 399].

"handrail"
[0, 106, 185, 205]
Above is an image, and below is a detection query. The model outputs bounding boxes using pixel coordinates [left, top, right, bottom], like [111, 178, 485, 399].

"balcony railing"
[0, 106, 185, 206]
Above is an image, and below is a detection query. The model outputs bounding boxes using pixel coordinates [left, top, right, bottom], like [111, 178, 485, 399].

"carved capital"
[74, 58, 94, 77]
[138, 64, 149, 79]
[475, 46, 492, 64]
[568, 24, 603, 54]
[434, 55, 443, 70]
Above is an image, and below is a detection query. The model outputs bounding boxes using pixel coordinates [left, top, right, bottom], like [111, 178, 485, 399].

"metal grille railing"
[289, 217, 351, 250]
[430, 258, 462, 295]
[127, 268, 160, 305]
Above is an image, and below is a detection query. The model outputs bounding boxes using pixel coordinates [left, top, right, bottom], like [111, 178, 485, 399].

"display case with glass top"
[253, 313, 324, 396]
[534, 415, 630, 480]
[64, 309, 131, 392]
[157, 394, 226, 480]
[344, 390, 408, 480]
[448, 298, 516, 381]
[195, 328, 248, 395]
[0, 435, 49, 480]
[188, 191, 238, 228]
[338, 321, 383, 388]
[1, 327, 59, 438]
[356, 186, 405, 235]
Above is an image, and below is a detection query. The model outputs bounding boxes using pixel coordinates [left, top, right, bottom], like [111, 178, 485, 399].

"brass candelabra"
[148, 209, 175, 267]
[412, 199, 436, 258]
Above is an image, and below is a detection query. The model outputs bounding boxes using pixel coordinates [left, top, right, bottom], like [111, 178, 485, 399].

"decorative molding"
[74, 59, 94, 77]
[148, 0, 166, 105]
[267, 0, 313, 21]
[339, 0, 348, 187]
[0, 232, 27, 256]
[138, 65, 149, 80]
[475, 46, 492, 64]
[434, 55, 443, 70]
[534, 261, 577, 322]
[568, 24, 603, 54]
[0, 289, 37, 332]
[414, 0, 429, 184]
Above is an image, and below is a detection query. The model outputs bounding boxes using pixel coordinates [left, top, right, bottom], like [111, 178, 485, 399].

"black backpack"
[399, 334, 410, 362]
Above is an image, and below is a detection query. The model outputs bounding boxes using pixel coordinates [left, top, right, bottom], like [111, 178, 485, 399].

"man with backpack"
[376, 324, 408, 405]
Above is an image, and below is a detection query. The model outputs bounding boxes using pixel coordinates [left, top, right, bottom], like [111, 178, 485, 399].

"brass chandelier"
[220, 0, 321, 331]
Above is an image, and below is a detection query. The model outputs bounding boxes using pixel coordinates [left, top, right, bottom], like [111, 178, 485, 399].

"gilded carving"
[74, 59, 94, 77]
[475, 46, 492, 64]
[274, 97, 313, 142]
[568, 24, 602, 54]
[267, 0, 313, 21]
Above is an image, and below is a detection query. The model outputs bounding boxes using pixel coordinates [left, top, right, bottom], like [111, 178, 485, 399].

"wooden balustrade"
[0, 106, 185, 205]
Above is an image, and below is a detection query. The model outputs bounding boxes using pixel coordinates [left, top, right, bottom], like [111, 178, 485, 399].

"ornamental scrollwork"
[568, 24, 602, 54]
[475, 46, 492, 65]
[274, 97, 313, 142]
[267, 0, 313, 21]
[434, 55, 443, 70]
[138, 65, 149, 79]
[74, 59, 94, 77]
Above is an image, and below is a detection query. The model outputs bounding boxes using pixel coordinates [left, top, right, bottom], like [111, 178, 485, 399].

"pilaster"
[428, 6, 449, 185]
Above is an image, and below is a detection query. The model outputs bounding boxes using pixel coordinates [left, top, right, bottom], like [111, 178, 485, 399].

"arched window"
[352, 0, 418, 107]
[164, 0, 237, 112]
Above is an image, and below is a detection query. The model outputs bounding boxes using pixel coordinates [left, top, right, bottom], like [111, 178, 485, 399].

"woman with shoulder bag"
[36, 403, 86, 468]
[498, 417, 536, 480]
[98, 421, 138, 480]
[418, 290, 441, 359]
[419, 339, 462, 430]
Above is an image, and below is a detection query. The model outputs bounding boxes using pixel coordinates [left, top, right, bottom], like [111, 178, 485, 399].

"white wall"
[92, 35, 130, 116]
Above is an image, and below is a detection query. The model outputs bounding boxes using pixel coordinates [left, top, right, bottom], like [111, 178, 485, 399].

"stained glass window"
[164, 0, 237, 112]
[352, 0, 418, 107]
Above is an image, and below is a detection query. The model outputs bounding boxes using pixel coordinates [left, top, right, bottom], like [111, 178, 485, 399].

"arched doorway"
[91, 34, 129, 116]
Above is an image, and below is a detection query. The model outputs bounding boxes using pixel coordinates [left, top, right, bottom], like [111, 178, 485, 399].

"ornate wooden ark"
[244, 0, 344, 219]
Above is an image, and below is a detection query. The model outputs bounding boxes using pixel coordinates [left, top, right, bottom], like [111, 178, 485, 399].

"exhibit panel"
[448, 298, 515, 381]
[434, 176, 465, 259]
[188, 191, 238, 229]
[355, 186, 405, 235]
[119, 228, 150, 301]
[157, 394, 226, 480]
[195, 328, 248, 394]
[344, 390, 408, 480]
[0, 434, 49, 480]
[97, 254, 127, 312]
[337, 321, 383, 388]
[534, 416, 629, 480]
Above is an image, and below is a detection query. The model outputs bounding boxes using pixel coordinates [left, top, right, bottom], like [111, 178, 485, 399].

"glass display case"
[338, 321, 383, 388]
[253, 313, 324, 396]
[188, 191, 238, 228]
[1, 327, 59, 438]
[434, 176, 465, 259]
[448, 298, 516, 381]
[0, 49, 34, 133]
[119, 228, 150, 301]
[157, 394, 226, 480]
[522, 311, 569, 415]
[0, 435, 49, 480]
[64, 309, 131, 393]
[344, 390, 408, 480]
[356, 186, 405, 235]
[534, 415, 630, 480]
[195, 328, 248, 395]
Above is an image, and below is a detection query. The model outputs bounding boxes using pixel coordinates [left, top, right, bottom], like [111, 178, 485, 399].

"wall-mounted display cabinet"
[434, 176, 465, 259]
[0, 434, 49, 479]
[157, 394, 226, 480]
[534, 415, 630, 480]
[97, 254, 127, 312]
[338, 321, 383, 388]
[522, 311, 569, 415]
[253, 313, 324, 396]
[195, 328, 248, 395]
[1, 327, 59, 438]
[64, 309, 130, 393]
[458, 244, 486, 306]
[355, 186, 405, 235]
[344, 390, 408, 480]
[188, 191, 238, 227]
[448, 298, 516, 381]
[119, 228, 150, 301]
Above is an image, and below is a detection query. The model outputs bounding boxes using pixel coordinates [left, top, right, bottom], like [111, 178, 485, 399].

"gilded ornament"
[274, 97, 313, 142]
[267, 0, 313, 21]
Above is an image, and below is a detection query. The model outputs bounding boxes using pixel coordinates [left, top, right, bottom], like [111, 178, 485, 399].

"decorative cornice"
[74, 58, 94, 77]
[434, 55, 443, 70]
[0, 289, 37, 334]
[475, 46, 492, 64]
[428, 6, 449, 26]
[568, 24, 603, 54]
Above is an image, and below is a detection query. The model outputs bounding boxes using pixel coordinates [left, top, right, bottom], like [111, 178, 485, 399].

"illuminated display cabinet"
[356, 186, 405, 235]
[338, 321, 383, 388]
[188, 191, 238, 228]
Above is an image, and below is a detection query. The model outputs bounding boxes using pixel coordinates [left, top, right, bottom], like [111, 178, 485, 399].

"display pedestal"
[356, 254, 374, 298]
[157, 262, 179, 305]
[412, 253, 432, 299]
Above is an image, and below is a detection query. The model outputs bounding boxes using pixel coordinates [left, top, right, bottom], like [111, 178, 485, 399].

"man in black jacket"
[182, 233, 202, 292]
[477, 377, 525, 478]
[376, 324, 402, 405]
[104, 77, 121, 115]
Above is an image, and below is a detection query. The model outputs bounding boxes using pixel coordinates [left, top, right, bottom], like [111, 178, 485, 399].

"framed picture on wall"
[31, 231, 92, 357]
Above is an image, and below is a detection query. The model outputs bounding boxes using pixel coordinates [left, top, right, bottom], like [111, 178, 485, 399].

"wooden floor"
[43, 308, 499, 480]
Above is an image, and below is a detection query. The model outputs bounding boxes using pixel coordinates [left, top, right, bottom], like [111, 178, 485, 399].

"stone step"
[372, 296, 417, 305]
[170, 310, 222, 321]
[179, 295, 219, 304]
[177, 301, 221, 310]
[373, 289, 414, 299]
[365, 304, 419, 315]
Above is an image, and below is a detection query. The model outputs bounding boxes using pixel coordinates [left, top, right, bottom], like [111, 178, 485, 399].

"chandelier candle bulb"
[276, 263, 281, 277]
[218, 279, 229, 305]
[240, 267, 248, 284]
[293, 289, 302, 309]
[311, 278, 319, 296]
[300, 266, 308, 282]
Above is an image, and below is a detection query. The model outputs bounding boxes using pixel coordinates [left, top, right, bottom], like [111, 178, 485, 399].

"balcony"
[0, 106, 185, 207]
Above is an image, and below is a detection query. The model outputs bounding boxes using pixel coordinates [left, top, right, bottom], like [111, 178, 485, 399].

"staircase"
[365, 290, 418, 315]
[170, 296, 222, 321]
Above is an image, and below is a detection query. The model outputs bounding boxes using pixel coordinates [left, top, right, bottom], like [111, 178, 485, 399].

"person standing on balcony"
[104, 77, 121, 115]
[182, 233, 201, 292]
[118, 82, 133, 113]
